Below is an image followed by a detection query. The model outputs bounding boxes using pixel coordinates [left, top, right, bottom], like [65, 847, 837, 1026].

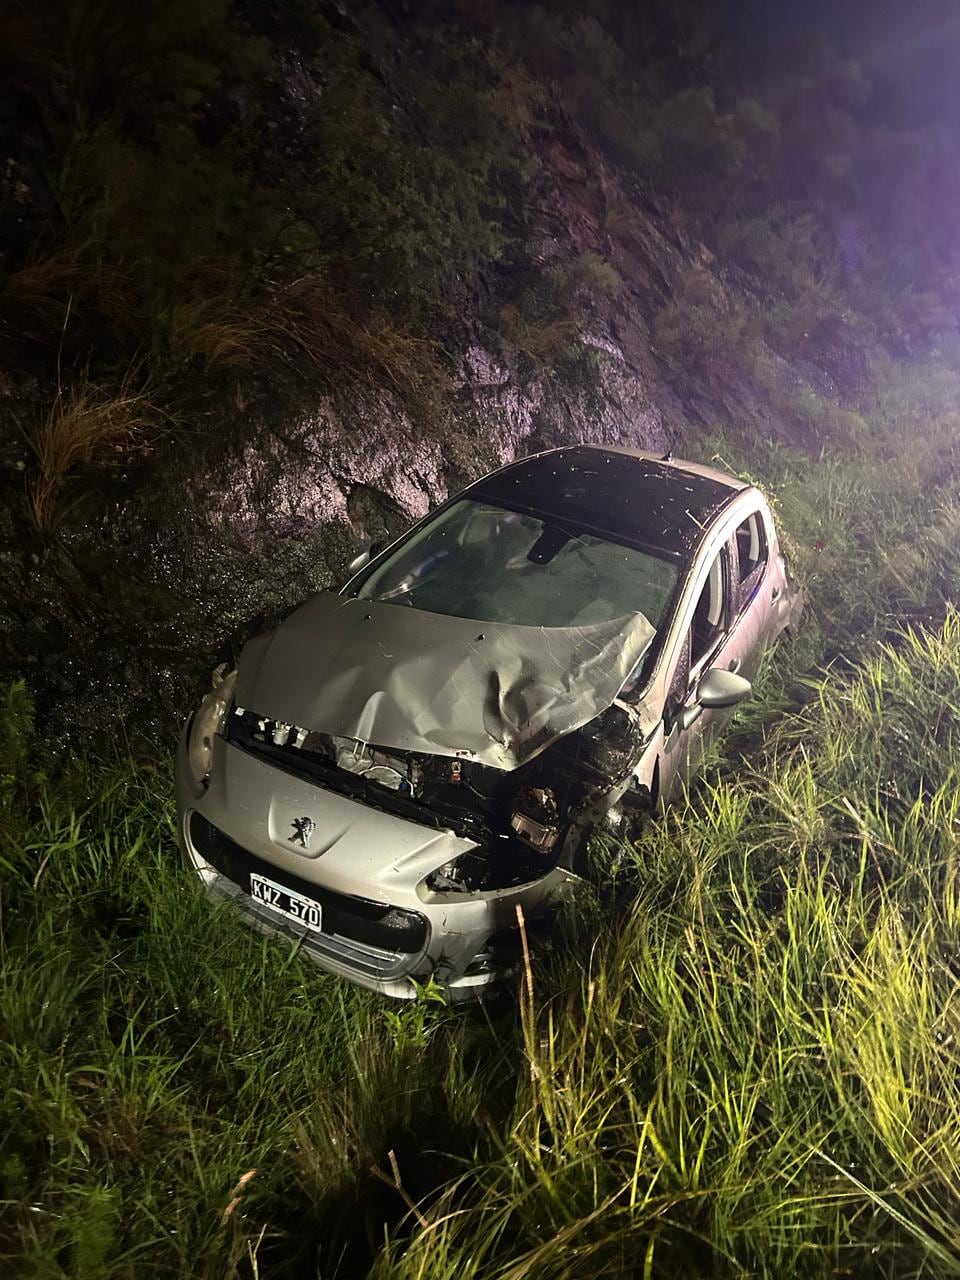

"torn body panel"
[235, 592, 656, 771]
[175, 728, 581, 1000]
[224, 699, 647, 880]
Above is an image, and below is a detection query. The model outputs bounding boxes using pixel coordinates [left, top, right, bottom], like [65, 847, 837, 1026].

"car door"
[682, 541, 740, 777]
[657, 541, 734, 796]
[726, 505, 773, 681]
[643, 499, 782, 809]
[678, 505, 776, 774]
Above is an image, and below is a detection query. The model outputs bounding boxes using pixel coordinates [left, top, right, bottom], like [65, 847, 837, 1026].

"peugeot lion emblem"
[288, 816, 317, 849]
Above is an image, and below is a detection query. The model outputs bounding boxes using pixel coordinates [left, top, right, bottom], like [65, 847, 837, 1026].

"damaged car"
[175, 445, 801, 1000]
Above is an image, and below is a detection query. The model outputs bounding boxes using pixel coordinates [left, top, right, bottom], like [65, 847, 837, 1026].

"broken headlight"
[187, 667, 237, 787]
[510, 786, 560, 853]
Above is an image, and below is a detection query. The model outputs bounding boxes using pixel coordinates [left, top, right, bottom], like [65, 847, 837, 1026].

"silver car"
[175, 446, 801, 1000]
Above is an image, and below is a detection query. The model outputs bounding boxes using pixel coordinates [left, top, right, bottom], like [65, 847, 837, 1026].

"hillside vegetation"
[4, 0, 959, 744]
[3, 0, 958, 519]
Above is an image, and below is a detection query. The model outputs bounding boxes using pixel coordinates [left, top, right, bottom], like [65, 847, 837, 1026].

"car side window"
[734, 510, 768, 610]
[690, 548, 727, 670]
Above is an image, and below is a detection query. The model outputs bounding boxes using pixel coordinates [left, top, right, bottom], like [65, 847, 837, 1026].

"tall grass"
[0, 733, 496, 1276]
[157, 267, 448, 403]
[4, 412, 960, 1275]
[371, 617, 960, 1277]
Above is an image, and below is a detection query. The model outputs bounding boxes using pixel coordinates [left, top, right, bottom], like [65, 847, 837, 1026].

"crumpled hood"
[235, 592, 656, 770]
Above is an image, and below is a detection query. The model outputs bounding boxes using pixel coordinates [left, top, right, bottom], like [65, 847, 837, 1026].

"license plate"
[249, 873, 323, 933]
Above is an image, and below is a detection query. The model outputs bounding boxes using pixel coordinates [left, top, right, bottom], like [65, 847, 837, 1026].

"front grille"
[189, 813, 428, 957]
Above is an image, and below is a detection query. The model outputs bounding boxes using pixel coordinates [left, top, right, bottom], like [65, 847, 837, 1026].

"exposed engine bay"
[225, 698, 654, 893]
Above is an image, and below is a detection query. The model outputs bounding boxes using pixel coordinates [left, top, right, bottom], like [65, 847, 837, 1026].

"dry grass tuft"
[268, 277, 450, 409]
[165, 274, 449, 419]
[498, 301, 580, 361]
[1, 248, 138, 340]
[27, 384, 152, 532]
[167, 294, 277, 369]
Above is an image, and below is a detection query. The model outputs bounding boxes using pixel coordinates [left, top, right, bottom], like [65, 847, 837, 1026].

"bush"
[654, 267, 752, 371]
[718, 210, 837, 299]
[498, 251, 620, 367]
[0, 1, 539, 397]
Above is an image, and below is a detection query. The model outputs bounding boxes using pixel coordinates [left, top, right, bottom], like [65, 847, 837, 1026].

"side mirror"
[345, 540, 383, 577]
[697, 667, 752, 709]
[677, 667, 751, 732]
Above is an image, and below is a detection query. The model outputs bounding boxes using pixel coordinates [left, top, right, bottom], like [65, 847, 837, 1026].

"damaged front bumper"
[174, 726, 579, 1001]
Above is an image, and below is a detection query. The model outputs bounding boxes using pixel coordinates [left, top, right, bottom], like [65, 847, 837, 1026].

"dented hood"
[235, 592, 656, 770]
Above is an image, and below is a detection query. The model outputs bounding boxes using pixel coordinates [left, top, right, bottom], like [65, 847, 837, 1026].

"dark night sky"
[736, 0, 960, 127]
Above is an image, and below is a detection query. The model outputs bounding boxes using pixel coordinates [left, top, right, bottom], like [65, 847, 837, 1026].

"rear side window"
[734, 511, 767, 604]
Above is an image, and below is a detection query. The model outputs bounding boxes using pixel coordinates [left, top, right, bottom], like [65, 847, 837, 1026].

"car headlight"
[187, 667, 237, 786]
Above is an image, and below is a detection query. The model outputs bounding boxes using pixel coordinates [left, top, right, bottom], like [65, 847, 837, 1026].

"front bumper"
[175, 727, 578, 1001]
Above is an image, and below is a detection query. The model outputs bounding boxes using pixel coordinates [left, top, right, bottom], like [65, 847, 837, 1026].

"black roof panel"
[469, 447, 737, 559]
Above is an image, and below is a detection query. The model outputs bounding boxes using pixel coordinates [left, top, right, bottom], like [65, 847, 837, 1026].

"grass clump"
[0, 729, 493, 1276]
[25, 382, 153, 533]
[158, 271, 449, 419]
[654, 280, 752, 374]
[499, 251, 621, 367]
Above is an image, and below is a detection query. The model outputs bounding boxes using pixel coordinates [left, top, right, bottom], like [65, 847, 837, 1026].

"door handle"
[771, 585, 782, 603]
[728, 657, 741, 673]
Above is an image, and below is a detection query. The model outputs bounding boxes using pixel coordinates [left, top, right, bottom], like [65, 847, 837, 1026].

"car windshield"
[354, 500, 678, 630]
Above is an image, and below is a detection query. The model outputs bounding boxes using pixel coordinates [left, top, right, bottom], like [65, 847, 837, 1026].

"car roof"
[468, 445, 745, 560]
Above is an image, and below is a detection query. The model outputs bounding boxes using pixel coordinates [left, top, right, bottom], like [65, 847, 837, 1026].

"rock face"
[0, 61, 854, 746]
[0, 2, 927, 746]
[1, 92, 860, 746]
[0, 288, 681, 747]
[2, 107, 862, 745]
[2, 112, 706, 744]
